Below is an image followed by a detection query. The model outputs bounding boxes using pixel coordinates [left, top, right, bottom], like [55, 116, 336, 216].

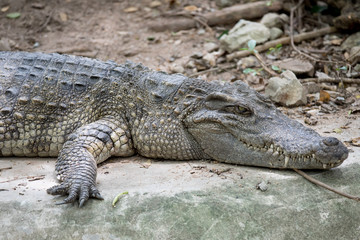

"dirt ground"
[1, 0, 219, 71]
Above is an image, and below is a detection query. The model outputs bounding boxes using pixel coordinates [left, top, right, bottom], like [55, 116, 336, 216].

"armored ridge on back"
[0, 51, 348, 206]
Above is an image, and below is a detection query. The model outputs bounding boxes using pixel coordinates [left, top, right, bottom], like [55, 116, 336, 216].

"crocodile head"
[184, 81, 348, 169]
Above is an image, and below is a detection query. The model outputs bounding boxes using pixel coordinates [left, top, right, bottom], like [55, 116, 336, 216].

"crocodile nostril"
[323, 137, 339, 146]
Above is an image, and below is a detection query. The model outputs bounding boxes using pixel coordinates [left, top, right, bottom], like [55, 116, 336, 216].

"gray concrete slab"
[0, 114, 359, 240]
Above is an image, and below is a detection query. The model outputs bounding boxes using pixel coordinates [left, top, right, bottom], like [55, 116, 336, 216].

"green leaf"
[217, 30, 229, 39]
[243, 68, 257, 75]
[112, 191, 129, 207]
[271, 65, 280, 71]
[6, 12, 21, 19]
[239, 48, 248, 51]
[275, 43, 282, 49]
[247, 40, 257, 51]
[336, 66, 347, 71]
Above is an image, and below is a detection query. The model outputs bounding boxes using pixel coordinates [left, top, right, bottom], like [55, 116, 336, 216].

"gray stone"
[204, 42, 219, 52]
[220, 20, 270, 52]
[260, 13, 283, 28]
[303, 82, 320, 94]
[348, 46, 360, 64]
[279, 13, 289, 23]
[269, 27, 283, 40]
[265, 70, 308, 107]
[273, 58, 315, 76]
[341, 31, 360, 50]
[169, 63, 185, 74]
[354, 64, 360, 72]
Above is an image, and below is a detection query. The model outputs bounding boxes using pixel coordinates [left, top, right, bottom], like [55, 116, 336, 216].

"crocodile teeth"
[284, 156, 289, 167]
[323, 164, 327, 169]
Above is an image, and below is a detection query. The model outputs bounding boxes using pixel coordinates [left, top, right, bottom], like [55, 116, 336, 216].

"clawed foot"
[47, 180, 104, 207]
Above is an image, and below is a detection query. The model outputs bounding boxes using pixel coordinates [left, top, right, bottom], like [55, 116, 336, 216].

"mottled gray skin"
[0, 52, 348, 206]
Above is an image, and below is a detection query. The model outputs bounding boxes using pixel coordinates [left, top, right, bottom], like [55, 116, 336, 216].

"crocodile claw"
[47, 181, 103, 207]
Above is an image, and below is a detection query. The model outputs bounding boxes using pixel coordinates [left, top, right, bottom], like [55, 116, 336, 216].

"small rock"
[256, 181, 268, 192]
[203, 53, 217, 67]
[354, 64, 360, 72]
[335, 96, 346, 105]
[304, 116, 318, 125]
[346, 86, 358, 93]
[0, 38, 11, 51]
[204, 42, 219, 52]
[265, 70, 307, 107]
[260, 13, 282, 28]
[279, 13, 289, 23]
[341, 31, 360, 50]
[190, 52, 203, 59]
[169, 64, 185, 74]
[197, 28, 206, 35]
[348, 46, 360, 64]
[273, 58, 314, 76]
[315, 71, 331, 79]
[219, 20, 270, 52]
[236, 56, 259, 68]
[185, 59, 196, 69]
[303, 82, 320, 94]
[269, 27, 283, 40]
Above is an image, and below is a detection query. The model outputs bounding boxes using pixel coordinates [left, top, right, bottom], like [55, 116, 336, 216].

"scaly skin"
[0, 52, 348, 206]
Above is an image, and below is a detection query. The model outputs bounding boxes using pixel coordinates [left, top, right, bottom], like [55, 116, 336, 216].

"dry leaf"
[333, 128, 342, 133]
[150, 1, 162, 8]
[351, 137, 360, 146]
[124, 7, 138, 13]
[356, 95, 360, 99]
[1, 6, 10, 12]
[319, 90, 330, 103]
[59, 12, 67, 22]
[184, 5, 198, 11]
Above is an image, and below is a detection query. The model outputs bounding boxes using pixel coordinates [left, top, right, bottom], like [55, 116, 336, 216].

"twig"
[149, 1, 283, 32]
[33, 9, 55, 34]
[226, 27, 337, 61]
[294, 168, 360, 202]
[253, 50, 279, 77]
[188, 64, 236, 78]
[300, 77, 360, 84]
[290, 0, 321, 62]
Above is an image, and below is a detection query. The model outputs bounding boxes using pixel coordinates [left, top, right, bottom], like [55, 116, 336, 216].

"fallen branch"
[227, 27, 337, 61]
[148, 1, 282, 32]
[294, 168, 360, 202]
[301, 78, 360, 84]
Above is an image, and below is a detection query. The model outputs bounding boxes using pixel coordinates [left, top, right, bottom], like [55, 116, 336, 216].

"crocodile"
[0, 51, 348, 206]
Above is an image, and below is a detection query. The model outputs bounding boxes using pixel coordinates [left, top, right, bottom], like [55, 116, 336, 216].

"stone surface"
[303, 82, 320, 94]
[260, 13, 283, 28]
[1, 117, 359, 240]
[204, 42, 219, 52]
[269, 27, 283, 40]
[265, 70, 308, 107]
[341, 31, 360, 50]
[273, 58, 315, 76]
[348, 46, 360, 64]
[220, 20, 270, 52]
[236, 56, 259, 68]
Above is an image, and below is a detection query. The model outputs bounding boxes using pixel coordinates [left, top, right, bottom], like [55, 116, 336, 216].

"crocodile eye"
[224, 106, 252, 115]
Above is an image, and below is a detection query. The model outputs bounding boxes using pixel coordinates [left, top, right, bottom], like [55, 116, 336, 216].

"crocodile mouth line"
[238, 138, 343, 169]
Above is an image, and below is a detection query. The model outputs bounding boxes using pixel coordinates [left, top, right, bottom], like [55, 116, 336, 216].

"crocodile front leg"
[47, 117, 134, 207]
